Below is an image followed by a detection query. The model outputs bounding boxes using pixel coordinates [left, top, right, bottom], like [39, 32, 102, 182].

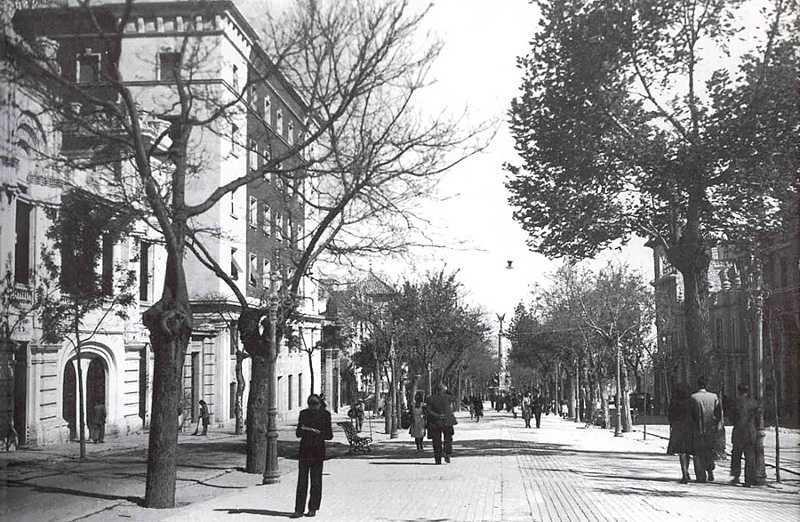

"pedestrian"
[466, 396, 475, 420]
[472, 395, 483, 422]
[91, 402, 106, 443]
[194, 400, 210, 436]
[522, 392, 532, 428]
[178, 400, 185, 432]
[409, 393, 427, 451]
[532, 389, 544, 428]
[511, 393, 519, 419]
[667, 383, 693, 484]
[560, 401, 569, 419]
[355, 400, 365, 432]
[319, 393, 328, 410]
[426, 384, 456, 464]
[291, 394, 333, 519]
[729, 383, 761, 487]
[690, 376, 722, 483]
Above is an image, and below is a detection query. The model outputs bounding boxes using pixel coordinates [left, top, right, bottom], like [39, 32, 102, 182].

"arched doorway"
[62, 363, 76, 440]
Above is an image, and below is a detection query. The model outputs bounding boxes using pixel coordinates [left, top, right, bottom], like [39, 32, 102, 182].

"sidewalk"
[0, 412, 357, 522]
[160, 410, 799, 522]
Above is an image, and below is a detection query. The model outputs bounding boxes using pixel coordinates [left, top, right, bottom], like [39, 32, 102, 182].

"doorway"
[62, 363, 76, 440]
[13, 342, 27, 445]
[87, 358, 106, 424]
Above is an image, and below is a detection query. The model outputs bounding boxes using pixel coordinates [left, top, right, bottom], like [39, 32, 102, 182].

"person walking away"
[291, 394, 333, 518]
[91, 402, 106, 443]
[730, 383, 761, 487]
[667, 383, 693, 483]
[560, 401, 569, 419]
[466, 396, 475, 420]
[472, 395, 483, 422]
[522, 392, 532, 428]
[532, 390, 544, 428]
[690, 376, 722, 483]
[355, 400, 365, 432]
[511, 394, 520, 419]
[426, 385, 456, 464]
[409, 393, 427, 451]
[194, 400, 210, 436]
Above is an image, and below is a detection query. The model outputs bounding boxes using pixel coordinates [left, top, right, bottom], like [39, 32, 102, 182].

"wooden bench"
[337, 421, 372, 454]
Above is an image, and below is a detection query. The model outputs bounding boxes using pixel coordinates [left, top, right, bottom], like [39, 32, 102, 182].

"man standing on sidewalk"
[690, 377, 722, 483]
[292, 394, 333, 518]
[730, 383, 761, 487]
[532, 389, 544, 428]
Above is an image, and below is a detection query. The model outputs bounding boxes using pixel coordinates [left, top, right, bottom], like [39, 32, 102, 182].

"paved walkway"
[160, 410, 799, 522]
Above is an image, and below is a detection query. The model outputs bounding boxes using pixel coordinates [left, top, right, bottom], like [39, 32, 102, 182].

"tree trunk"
[234, 350, 247, 435]
[245, 352, 269, 473]
[143, 250, 193, 508]
[384, 363, 393, 435]
[621, 358, 633, 432]
[307, 349, 315, 395]
[373, 363, 381, 415]
[76, 340, 86, 459]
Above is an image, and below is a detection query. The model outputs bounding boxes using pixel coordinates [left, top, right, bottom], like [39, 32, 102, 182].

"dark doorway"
[191, 352, 200, 422]
[87, 358, 106, 422]
[13, 343, 27, 445]
[63, 362, 76, 440]
[332, 372, 339, 413]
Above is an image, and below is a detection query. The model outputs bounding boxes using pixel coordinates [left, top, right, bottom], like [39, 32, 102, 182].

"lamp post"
[496, 313, 505, 391]
[262, 271, 281, 484]
[614, 337, 622, 437]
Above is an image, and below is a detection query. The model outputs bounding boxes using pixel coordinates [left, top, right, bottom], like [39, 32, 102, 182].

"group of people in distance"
[668, 376, 761, 486]
[463, 395, 485, 421]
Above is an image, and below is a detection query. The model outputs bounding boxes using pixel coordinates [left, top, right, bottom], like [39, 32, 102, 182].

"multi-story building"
[1, 0, 324, 448]
[650, 211, 799, 423]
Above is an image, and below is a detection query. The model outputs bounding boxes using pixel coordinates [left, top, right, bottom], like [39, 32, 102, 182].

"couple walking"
[668, 377, 760, 485]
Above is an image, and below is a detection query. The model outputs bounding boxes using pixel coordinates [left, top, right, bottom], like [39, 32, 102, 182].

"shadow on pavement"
[214, 508, 295, 517]
[4, 479, 144, 506]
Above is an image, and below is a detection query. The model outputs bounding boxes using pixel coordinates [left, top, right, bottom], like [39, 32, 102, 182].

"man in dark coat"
[532, 390, 544, 428]
[195, 400, 210, 436]
[729, 383, 761, 486]
[291, 394, 333, 518]
[426, 384, 455, 464]
[690, 376, 722, 483]
[91, 402, 106, 443]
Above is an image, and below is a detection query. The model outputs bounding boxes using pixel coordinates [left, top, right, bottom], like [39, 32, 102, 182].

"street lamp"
[262, 271, 281, 484]
[496, 313, 506, 391]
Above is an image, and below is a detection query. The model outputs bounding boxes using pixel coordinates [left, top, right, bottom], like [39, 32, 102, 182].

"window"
[229, 320, 238, 356]
[249, 253, 258, 286]
[779, 257, 788, 289]
[248, 85, 256, 106]
[77, 52, 100, 84]
[288, 374, 293, 410]
[231, 124, 239, 156]
[158, 52, 181, 81]
[276, 109, 283, 138]
[263, 95, 271, 124]
[288, 122, 294, 145]
[262, 204, 271, 235]
[230, 187, 237, 217]
[248, 197, 257, 228]
[232, 64, 239, 91]
[248, 139, 258, 171]
[14, 202, 31, 285]
[262, 258, 271, 288]
[230, 248, 240, 280]
[101, 235, 114, 295]
[139, 240, 153, 301]
[275, 213, 284, 242]
[715, 318, 723, 351]
[262, 150, 271, 182]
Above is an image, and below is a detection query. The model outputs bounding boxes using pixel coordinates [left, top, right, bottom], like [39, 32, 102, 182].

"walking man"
[532, 389, 544, 428]
[291, 394, 333, 518]
[730, 383, 761, 487]
[690, 376, 722, 483]
[426, 384, 456, 464]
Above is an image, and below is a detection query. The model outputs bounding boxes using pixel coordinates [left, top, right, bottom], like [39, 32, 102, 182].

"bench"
[337, 421, 372, 454]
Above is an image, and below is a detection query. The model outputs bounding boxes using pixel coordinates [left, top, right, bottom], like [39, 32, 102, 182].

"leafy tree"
[41, 190, 135, 458]
[506, 0, 797, 382]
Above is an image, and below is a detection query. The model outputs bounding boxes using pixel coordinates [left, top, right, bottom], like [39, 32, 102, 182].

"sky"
[390, 0, 654, 323]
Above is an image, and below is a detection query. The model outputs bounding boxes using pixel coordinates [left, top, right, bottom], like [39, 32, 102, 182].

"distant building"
[650, 207, 799, 423]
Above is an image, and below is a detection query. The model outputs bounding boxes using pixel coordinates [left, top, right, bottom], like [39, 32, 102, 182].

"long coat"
[296, 408, 334, 465]
[690, 389, 721, 455]
[730, 395, 760, 447]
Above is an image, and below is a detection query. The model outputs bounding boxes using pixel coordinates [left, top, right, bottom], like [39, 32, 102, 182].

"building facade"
[1, 0, 324, 449]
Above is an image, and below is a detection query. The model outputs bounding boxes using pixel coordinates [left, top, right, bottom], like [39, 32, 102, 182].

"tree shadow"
[4, 479, 144, 506]
[214, 508, 295, 517]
